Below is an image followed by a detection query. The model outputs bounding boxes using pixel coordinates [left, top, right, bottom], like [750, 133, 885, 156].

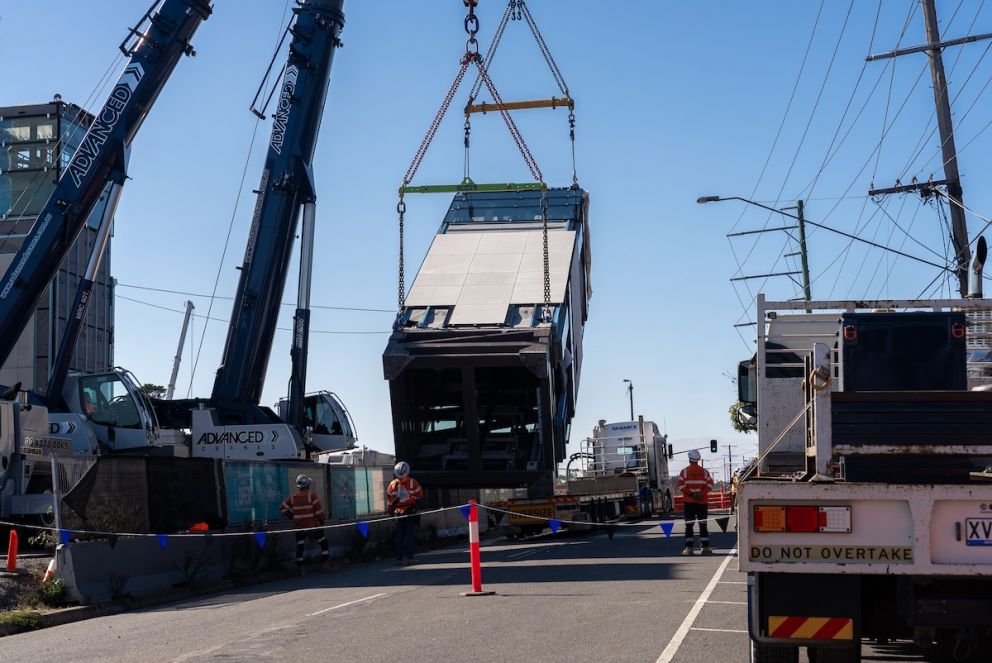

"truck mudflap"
[748, 572, 861, 648]
[739, 481, 992, 576]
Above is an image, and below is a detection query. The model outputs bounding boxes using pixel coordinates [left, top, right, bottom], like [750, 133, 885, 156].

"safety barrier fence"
[672, 486, 733, 513]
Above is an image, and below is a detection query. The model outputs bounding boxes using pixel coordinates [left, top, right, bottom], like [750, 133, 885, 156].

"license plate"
[509, 504, 556, 525]
[965, 518, 992, 546]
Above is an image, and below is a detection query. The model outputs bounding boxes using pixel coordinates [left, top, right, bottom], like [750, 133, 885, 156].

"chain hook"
[464, 0, 480, 56]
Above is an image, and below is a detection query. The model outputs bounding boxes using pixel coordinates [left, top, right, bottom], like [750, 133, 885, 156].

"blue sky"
[5, 1, 992, 478]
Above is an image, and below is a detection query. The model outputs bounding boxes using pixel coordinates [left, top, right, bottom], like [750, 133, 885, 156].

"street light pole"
[623, 379, 634, 420]
[700, 195, 814, 307]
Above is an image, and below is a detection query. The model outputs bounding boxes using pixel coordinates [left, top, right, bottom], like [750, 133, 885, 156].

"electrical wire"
[115, 282, 394, 314]
[727, 0, 826, 238]
[116, 295, 389, 335]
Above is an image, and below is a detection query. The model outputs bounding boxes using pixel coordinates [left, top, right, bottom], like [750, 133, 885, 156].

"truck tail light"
[753, 506, 786, 532]
[786, 506, 819, 532]
[753, 505, 852, 533]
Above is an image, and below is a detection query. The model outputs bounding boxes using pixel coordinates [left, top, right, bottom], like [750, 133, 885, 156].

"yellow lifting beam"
[465, 96, 574, 115]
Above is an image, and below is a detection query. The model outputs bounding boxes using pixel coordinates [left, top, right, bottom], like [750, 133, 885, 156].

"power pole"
[781, 200, 812, 312]
[796, 200, 812, 309]
[922, 0, 970, 295]
[866, 0, 990, 296]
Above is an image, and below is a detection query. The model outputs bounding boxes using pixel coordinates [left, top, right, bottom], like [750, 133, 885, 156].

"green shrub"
[36, 578, 66, 608]
[0, 610, 42, 631]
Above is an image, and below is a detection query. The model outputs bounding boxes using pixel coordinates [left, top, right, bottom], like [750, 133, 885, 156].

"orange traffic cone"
[42, 557, 57, 583]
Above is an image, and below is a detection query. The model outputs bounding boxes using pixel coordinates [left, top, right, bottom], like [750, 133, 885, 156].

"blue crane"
[206, 0, 345, 440]
[0, 0, 212, 400]
[0, 0, 212, 518]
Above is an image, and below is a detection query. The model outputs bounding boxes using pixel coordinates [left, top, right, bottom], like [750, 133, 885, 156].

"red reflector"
[951, 322, 966, 340]
[785, 506, 819, 532]
[843, 325, 857, 341]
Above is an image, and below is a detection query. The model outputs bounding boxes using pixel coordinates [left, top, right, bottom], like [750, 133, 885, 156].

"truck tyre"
[750, 642, 798, 663]
[807, 643, 860, 663]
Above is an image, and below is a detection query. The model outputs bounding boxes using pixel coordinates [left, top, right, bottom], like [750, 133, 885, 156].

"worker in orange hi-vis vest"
[387, 461, 424, 566]
[280, 474, 329, 565]
[678, 450, 715, 556]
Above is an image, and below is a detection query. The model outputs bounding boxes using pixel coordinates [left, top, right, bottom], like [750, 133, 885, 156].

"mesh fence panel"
[62, 457, 150, 534]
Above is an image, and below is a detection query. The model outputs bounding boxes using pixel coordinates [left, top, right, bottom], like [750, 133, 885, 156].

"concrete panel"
[405, 286, 462, 307]
[477, 232, 527, 254]
[429, 232, 481, 255]
[469, 252, 522, 273]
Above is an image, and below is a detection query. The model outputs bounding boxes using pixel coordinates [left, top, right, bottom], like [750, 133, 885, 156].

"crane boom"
[0, 0, 211, 372]
[211, 0, 344, 408]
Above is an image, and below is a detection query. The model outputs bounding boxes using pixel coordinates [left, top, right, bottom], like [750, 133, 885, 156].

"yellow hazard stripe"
[769, 616, 854, 640]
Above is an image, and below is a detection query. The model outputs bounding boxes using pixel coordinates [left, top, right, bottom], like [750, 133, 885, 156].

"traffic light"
[710, 439, 718, 453]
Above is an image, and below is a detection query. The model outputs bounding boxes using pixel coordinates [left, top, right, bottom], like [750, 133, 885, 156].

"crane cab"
[276, 390, 357, 453]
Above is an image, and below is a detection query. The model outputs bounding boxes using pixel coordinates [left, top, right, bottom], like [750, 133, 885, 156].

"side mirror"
[667, 444, 674, 460]
[738, 359, 757, 404]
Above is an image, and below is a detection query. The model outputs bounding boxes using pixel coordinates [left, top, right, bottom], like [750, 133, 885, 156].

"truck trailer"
[738, 295, 992, 662]
[496, 417, 674, 536]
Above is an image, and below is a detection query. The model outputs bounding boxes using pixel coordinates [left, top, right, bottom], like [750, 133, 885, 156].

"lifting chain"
[569, 109, 578, 188]
[397, 195, 406, 313]
[541, 190, 552, 323]
[397, 0, 560, 323]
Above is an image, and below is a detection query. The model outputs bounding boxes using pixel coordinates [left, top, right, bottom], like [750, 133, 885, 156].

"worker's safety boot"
[681, 546, 694, 556]
[701, 547, 714, 556]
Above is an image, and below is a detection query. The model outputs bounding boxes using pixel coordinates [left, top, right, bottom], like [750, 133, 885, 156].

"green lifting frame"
[400, 178, 546, 195]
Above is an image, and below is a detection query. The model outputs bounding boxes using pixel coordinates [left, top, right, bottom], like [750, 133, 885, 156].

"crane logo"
[270, 65, 299, 155]
[66, 63, 144, 188]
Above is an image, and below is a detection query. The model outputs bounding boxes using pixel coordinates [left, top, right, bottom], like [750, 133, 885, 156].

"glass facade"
[0, 100, 114, 393]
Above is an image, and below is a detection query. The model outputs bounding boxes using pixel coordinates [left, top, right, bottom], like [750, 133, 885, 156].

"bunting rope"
[0, 502, 735, 545]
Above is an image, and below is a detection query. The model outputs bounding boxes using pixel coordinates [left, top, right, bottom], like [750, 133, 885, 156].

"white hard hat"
[296, 474, 312, 489]
[393, 461, 410, 478]
[688, 449, 701, 462]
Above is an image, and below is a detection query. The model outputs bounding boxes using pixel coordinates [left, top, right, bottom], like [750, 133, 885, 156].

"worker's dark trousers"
[684, 502, 709, 548]
[295, 529, 329, 563]
[394, 517, 416, 561]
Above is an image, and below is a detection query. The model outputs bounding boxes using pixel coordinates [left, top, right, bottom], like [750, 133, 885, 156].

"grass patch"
[36, 579, 66, 608]
[0, 610, 42, 631]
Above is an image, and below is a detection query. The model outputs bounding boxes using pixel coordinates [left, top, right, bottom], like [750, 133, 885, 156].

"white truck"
[496, 417, 674, 535]
[738, 294, 992, 662]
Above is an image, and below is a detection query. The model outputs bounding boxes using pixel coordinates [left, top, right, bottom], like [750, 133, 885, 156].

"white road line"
[306, 592, 387, 617]
[690, 627, 748, 634]
[505, 548, 542, 560]
[705, 600, 747, 605]
[655, 549, 738, 663]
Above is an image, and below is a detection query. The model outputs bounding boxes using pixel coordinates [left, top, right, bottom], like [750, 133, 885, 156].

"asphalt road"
[2, 521, 943, 662]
